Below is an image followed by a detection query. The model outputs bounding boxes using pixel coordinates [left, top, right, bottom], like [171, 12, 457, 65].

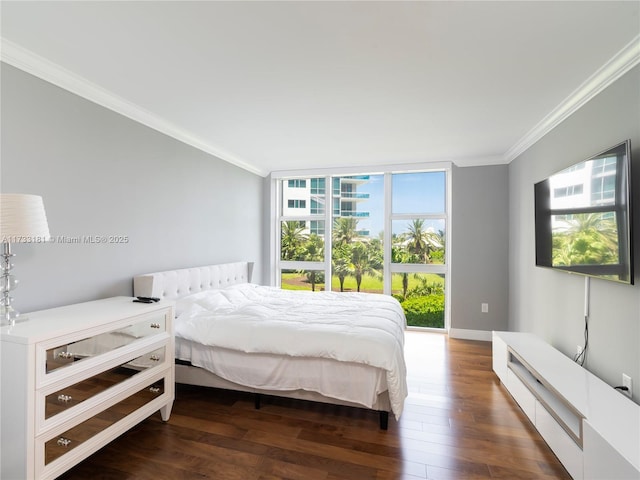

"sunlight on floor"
[405, 330, 447, 366]
[403, 330, 453, 410]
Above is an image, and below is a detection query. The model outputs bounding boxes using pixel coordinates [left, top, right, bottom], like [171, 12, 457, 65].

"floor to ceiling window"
[272, 164, 450, 330]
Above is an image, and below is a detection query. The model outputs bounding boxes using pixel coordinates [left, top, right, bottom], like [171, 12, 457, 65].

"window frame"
[270, 162, 452, 331]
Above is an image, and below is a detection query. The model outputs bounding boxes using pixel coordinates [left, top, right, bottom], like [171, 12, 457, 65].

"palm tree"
[302, 233, 324, 291]
[566, 213, 617, 244]
[332, 243, 352, 292]
[366, 237, 384, 271]
[332, 217, 360, 292]
[405, 219, 442, 263]
[553, 213, 619, 266]
[429, 229, 446, 263]
[333, 217, 359, 246]
[351, 242, 376, 292]
[391, 246, 418, 299]
[281, 221, 306, 260]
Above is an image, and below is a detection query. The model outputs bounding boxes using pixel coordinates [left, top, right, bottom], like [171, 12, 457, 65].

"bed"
[133, 262, 407, 429]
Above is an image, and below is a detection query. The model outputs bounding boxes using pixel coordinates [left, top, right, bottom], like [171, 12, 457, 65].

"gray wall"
[451, 164, 510, 333]
[508, 65, 640, 402]
[1, 64, 264, 313]
[4, 57, 637, 402]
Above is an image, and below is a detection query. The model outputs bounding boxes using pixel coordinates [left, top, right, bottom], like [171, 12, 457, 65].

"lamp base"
[1, 242, 25, 326]
[0, 306, 27, 326]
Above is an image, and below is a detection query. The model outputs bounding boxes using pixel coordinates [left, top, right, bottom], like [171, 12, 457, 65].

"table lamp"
[0, 193, 50, 325]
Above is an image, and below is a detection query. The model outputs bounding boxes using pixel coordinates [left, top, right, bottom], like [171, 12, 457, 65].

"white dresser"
[0, 297, 175, 480]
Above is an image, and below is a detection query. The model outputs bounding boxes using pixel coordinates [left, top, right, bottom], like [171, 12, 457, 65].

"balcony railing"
[342, 175, 370, 181]
[340, 211, 370, 218]
[340, 192, 369, 199]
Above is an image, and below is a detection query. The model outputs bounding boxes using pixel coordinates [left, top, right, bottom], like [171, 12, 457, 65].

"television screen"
[534, 140, 633, 284]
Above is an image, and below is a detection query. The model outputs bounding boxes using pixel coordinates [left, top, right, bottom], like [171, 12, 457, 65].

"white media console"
[492, 331, 639, 480]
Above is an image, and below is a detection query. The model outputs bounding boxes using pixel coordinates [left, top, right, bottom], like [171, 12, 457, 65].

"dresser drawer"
[38, 376, 167, 475]
[36, 310, 170, 389]
[42, 346, 167, 421]
[44, 312, 167, 375]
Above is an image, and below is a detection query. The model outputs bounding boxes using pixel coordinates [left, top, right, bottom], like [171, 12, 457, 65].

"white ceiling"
[2, 1, 639, 177]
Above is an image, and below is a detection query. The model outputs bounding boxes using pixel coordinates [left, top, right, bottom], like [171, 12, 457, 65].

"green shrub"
[401, 295, 445, 328]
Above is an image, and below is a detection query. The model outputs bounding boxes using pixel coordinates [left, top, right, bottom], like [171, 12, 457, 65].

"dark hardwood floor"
[59, 331, 571, 479]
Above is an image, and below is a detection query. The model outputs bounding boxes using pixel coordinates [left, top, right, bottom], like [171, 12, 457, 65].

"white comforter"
[175, 283, 408, 419]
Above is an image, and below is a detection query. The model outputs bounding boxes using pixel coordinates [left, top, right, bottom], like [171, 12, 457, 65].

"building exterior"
[549, 154, 618, 229]
[282, 176, 371, 236]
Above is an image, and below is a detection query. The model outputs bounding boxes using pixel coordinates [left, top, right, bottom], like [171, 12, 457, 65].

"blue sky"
[355, 172, 446, 238]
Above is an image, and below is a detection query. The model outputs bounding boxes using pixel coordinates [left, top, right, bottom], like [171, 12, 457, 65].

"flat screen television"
[534, 140, 633, 284]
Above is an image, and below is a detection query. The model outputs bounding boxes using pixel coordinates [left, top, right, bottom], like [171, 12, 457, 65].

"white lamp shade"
[0, 194, 51, 242]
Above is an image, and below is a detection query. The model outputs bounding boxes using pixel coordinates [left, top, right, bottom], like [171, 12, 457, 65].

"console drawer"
[536, 400, 583, 480]
[506, 367, 536, 423]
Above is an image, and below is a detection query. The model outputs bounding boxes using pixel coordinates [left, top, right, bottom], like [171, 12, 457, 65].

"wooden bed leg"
[379, 411, 389, 430]
[254, 393, 261, 410]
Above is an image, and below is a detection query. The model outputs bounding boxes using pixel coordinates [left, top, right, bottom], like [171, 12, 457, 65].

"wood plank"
[58, 331, 571, 479]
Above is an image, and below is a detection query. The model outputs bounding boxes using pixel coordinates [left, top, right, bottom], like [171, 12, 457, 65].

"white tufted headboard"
[133, 262, 254, 301]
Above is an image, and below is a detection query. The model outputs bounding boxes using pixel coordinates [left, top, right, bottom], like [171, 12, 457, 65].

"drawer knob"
[150, 323, 161, 329]
[57, 352, 74, 359]
[57, 394, 73, 403]
[150, 355, 160, 362]
[57, 438, 72, 447]
[149, 387, 161, 394]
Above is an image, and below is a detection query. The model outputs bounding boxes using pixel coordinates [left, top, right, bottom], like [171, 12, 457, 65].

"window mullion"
[383, 172, 392, 295]
[272, 175, 281, 287]
[390, 264, 447, 274]
[324, 175, 332, 285]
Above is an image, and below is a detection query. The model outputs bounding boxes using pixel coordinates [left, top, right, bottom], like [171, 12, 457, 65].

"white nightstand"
[1, 297, 175, 480]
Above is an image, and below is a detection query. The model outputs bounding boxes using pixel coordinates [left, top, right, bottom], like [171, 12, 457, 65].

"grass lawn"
[281, 272, 444, 294]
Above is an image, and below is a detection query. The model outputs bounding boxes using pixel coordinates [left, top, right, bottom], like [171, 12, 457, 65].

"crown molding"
[505, 34, 640, 162]
[451, 154, 507, 168]
[0, 38, 266, 177]
[3, 34, 638, 173]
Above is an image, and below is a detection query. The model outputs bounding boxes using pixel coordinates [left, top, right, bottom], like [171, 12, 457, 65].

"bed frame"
[133, 262, 391, 429]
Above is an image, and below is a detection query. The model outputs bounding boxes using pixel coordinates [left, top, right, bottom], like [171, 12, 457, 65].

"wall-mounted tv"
[534, 140, 633, 284]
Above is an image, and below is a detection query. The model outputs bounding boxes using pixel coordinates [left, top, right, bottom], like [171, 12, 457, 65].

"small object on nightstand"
[135, 296, 160, 303]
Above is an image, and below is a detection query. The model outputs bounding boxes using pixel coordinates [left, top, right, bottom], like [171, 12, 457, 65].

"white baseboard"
[448, 328, 492, 342]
